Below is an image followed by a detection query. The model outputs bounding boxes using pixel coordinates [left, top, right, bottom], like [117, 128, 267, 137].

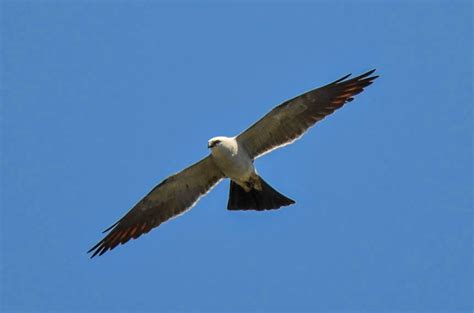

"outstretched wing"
[88, 155, 224, 258]
[237, 70, 379, 159]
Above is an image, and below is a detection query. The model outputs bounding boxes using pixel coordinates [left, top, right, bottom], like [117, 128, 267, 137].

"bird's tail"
[227, 176, 295, 211]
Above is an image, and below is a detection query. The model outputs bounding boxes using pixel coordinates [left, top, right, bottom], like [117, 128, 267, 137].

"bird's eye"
[210, 140, 221, 148]
[208, 140, 221, 148]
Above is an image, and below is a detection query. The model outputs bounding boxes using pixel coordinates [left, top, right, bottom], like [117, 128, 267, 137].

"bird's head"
[208, 136, 228, 149]
[208, 137, 222, 149]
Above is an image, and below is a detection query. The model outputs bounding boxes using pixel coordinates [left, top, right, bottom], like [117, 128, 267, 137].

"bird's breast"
[211, 142, 254, 182]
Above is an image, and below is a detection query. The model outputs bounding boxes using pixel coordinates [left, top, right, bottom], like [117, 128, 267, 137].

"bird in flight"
[88, 69, 379, 258]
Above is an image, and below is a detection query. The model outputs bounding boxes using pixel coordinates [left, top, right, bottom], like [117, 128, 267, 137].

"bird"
[88, 69, 379, 258]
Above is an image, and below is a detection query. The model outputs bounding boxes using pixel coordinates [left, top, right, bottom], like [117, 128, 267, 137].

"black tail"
[227, 177, 295, 211]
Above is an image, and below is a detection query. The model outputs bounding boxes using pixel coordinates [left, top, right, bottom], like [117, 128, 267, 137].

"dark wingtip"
[350, 69, 378, 82]
[87, 220, 121, 258]
[330, 73, 351, 85]
[87, 241, 101, 254]
[90, 245, 107, 258]
[102, 221, 120, 233]
[364, 69, 377, 76]
[328, 69, 378, 87]
[88, 247, 99, 259]
[87, 238, 107, 258]
[98, 246, 109, 256]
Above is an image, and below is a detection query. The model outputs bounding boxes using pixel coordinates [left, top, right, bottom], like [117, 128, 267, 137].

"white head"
[207, 136, 229, 149]
[207, 136, 237, 149]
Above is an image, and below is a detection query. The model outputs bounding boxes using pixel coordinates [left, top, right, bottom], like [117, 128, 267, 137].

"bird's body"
[88, 69, 379, 258]
[208, 136, 257, 191]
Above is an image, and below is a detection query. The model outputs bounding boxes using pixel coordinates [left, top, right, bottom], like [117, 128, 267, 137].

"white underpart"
[208, 136, 255, 185]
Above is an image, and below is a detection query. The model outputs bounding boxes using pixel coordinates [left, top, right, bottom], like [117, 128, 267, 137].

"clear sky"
[1, 1, 472, 312]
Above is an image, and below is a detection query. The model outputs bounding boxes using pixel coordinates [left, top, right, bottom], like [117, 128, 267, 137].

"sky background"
[1, 1, 472, 312]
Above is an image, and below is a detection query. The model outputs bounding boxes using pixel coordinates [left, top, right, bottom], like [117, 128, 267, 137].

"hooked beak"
[208, 142, 213, 149]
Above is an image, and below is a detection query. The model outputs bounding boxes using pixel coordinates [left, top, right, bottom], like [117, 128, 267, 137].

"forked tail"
[227, 176, 295, 211]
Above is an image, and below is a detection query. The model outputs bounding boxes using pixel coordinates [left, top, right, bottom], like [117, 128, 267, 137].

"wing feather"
[236, 70, 379, 159]
[88, 155, 224, 258]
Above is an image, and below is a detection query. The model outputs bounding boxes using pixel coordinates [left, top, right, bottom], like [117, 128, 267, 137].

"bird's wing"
[236, 70, 378, 159]
[88, 155, 224, 258]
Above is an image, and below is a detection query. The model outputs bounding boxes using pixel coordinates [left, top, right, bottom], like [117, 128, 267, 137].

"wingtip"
[102, 221, 119, 233]
[89, 245, 107, 258]
[355, 69, 378, 81]
[331, 68, 378, 86]
[333, 73, 352, 84]
[87, 239, 106, 258]
[87, 243, 100, 254]
[366, 69, 379, 81]
[366, 68, 377, 76]
[88, 248, 97, 259]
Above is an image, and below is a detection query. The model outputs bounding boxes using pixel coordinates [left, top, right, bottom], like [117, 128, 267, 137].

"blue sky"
[1, 1, 472, 312]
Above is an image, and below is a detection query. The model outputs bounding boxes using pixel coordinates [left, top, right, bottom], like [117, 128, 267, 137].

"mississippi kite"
[88, 69, 378, 257]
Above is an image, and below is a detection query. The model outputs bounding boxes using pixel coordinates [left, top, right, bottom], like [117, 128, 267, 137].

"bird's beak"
[208, 142, 212, 149]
